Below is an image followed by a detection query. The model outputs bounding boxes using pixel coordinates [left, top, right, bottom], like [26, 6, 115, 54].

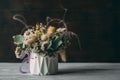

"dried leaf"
[59, 50, 66, 62]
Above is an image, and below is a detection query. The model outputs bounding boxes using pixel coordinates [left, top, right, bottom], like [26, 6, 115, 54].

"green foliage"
[47, 35, 63, 52]
[13, 35, 24, 45]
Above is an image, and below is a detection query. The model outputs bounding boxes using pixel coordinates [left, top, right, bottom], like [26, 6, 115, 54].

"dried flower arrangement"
[13, 9, 80, 62]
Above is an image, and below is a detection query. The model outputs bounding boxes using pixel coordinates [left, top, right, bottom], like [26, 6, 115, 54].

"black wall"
[0, 0, 119, 62]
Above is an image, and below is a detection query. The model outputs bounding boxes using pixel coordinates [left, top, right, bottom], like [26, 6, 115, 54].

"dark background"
[0, 0, 119, 62]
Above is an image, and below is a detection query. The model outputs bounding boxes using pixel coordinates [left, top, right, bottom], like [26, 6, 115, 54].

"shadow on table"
[58, 67, 112, 75]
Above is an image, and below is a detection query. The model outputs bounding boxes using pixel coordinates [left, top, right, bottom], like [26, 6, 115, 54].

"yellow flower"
[35, 23, 44, 35]
[47, 26, 56, 35]
[35, 23, 41, 34]
[36, 23, 39, 30]
[35, 30, 41, 35]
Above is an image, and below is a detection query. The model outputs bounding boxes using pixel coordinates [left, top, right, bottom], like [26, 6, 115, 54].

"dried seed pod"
[25, 31, 30, 35]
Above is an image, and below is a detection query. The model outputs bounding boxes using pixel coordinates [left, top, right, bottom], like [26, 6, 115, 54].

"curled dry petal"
[59, 50, 66, 62]
[56, 28, 66, 32]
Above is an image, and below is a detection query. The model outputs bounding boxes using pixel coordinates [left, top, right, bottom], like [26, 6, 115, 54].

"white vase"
[29, 52, 58, 76]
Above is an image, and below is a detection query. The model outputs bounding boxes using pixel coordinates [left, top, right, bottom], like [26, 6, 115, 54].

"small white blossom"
[23, 29, 35, 40]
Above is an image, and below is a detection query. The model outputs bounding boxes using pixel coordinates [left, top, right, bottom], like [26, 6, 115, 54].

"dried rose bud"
[24, 35, 37, 45]
[31, 35, 37, 41]
[41, 34, 48, 41]
[24, 39, 33, 45]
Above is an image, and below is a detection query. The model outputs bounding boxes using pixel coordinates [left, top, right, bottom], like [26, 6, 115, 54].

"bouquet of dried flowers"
[13, 14, 80, 62]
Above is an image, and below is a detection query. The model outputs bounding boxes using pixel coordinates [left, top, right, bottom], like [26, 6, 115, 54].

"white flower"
[23, 29, 35, 40]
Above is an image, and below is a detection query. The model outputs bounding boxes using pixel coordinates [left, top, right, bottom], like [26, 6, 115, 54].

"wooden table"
[0, 63, 120, 80]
